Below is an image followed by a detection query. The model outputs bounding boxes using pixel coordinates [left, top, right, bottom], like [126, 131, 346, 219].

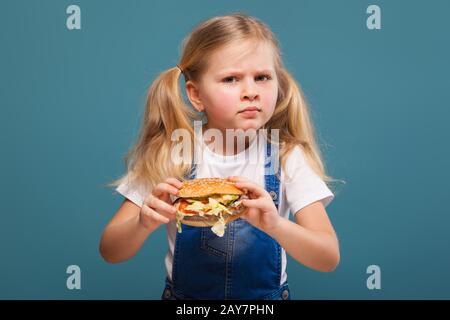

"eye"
[223, 76, 238, 83]
[256, 74, 272, 81]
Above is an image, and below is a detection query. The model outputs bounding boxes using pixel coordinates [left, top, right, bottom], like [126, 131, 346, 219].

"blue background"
[1, 0, 449, 299]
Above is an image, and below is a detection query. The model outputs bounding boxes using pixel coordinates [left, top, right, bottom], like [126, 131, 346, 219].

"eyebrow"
[218, 69, 275, 75]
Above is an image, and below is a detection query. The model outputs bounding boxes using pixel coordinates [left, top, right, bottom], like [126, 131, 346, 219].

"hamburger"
[173, 178, 248, 237]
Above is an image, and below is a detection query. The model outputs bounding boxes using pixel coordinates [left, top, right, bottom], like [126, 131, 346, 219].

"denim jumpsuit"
[161, 141, 290, 300]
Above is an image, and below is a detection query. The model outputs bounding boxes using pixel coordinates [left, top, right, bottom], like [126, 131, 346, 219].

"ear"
[185, 81, 205, 112]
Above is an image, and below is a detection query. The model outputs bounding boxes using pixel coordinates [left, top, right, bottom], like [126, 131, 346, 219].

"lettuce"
[211, 215, 226, 237]
[176, 210, 184, 233]
[185, 201, 206, 212]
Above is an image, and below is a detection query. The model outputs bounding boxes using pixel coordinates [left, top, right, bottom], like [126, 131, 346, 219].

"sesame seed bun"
[178, 178, 244, 198]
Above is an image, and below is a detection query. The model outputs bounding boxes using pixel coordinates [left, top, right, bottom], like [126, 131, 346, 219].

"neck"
[202, 124, 256, 156]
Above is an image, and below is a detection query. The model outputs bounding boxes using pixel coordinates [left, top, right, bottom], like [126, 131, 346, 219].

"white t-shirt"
[115, 136, 334, 285]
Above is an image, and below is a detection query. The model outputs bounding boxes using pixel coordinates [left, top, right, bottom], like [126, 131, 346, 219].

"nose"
[241, 78, 259, 101]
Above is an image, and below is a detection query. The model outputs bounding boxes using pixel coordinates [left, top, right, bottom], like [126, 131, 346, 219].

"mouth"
[238, 106, 261, 113]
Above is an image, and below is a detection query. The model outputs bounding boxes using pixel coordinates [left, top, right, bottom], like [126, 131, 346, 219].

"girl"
[100, 13, 340, 300]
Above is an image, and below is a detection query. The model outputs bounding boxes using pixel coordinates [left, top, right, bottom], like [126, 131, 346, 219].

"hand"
[139, 178, 183, 229]
[227, 176, 282, 234]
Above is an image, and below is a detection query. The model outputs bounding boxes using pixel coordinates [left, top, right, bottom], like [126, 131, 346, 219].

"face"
[186, 40, 279, 133]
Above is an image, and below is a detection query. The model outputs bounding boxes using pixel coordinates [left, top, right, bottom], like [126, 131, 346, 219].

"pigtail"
[108, 67, 199, 192]
[268, 68, 336, 185]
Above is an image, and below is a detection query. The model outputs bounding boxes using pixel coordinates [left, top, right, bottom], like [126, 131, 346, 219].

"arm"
[228, 176, 340, 273]
[99, 199, 155, 264]
[100, 178, 182, 263]
[267, 201, 340, 272]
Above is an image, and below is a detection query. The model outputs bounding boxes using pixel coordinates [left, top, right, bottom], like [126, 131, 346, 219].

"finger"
[150, 210, 171, 224]
[165, 177, 183, 189]
[227, 176, 250, 183]
[145, 195, 177, 217]
[234, 181, 265, 197]
[152, 182, 180, 198]
[142, 206, 170, 224]
[241, 198, 272, 211]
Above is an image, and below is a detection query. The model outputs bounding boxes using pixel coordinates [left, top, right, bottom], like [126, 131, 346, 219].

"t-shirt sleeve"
[115, 180, 149, 208]
[284, 146, 334, 215]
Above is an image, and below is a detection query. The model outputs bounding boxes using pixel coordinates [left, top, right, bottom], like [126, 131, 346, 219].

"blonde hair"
[107, 13, 342, 193]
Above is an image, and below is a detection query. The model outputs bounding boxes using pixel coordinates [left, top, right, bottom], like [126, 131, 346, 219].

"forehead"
[206, 40, 276, 73]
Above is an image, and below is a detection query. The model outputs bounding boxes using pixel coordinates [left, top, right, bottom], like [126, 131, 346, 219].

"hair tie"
[176, 64, 184, 74]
